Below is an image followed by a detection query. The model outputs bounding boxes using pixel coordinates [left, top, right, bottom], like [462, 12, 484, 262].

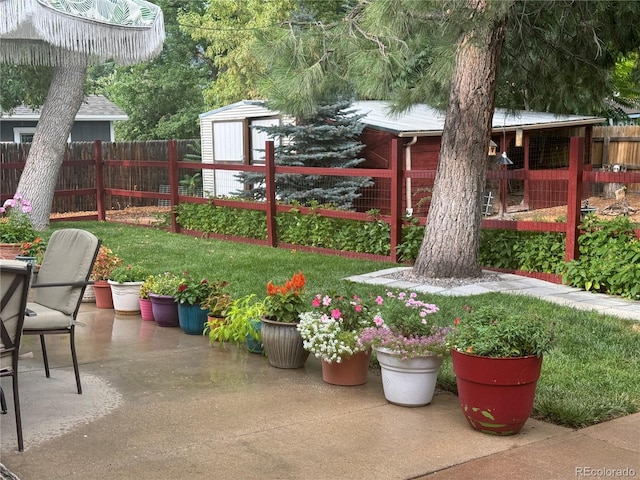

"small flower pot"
[321, 349, 371, 386]
[375, 347, 443, 407]
[178, 303, 209, 335]
[93, 280, 114, 309]
[108, 280, 143, 315]
[260, 317, 309, 369]
[149, 293, 179, 327]
[139, 298, 155, 321]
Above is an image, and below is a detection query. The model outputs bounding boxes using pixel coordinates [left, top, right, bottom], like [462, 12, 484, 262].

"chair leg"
[0, 386, 6, 414]
[70, 326, 82, 394]
[40, 334, 50, 378]
[12, 371, 24, 452]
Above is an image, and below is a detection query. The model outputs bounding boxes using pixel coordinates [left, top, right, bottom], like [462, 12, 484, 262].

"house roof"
[351, 101, 607, 137]
[0, 95, 128, 121]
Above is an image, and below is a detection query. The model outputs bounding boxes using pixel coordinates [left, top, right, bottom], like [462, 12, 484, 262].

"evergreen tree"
[236, 99, 372, 209]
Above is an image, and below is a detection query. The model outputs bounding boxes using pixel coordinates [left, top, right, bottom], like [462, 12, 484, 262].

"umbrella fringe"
[0, 0, 165, 66]
[0, 0, 31, 35]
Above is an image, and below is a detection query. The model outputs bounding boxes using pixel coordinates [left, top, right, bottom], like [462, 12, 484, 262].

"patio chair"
[0, 260, 33, 452]
[22, 229, 101, 395]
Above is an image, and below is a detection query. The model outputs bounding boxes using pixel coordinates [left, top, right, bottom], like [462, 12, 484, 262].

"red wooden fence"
[3, 137, 640, 271]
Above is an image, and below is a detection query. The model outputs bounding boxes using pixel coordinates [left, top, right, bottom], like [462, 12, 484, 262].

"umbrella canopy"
[0, 0, 165, 66]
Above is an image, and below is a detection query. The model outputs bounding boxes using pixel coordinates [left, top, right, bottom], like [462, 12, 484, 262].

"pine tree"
[236, 99, 372, 209]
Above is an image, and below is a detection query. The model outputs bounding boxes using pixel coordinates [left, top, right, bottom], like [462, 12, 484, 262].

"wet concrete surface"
[2, 281, 639, 480]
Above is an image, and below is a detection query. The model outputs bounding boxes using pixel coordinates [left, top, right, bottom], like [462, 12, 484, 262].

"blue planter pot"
[178, 303, 209, 335]
[246, 318, 263, 354]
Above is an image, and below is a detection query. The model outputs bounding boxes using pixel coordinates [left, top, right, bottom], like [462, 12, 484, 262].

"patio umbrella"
[0, 0, 165, 228]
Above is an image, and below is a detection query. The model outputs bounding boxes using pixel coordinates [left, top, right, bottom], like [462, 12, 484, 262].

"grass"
[50, 221, 640, 428]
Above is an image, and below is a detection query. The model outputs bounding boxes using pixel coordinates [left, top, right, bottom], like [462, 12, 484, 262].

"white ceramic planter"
[108, 280, 143, 314]
[375, 347, 443, 407]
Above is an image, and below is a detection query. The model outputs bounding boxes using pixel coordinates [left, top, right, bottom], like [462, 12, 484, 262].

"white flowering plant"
[297, 291, 376, 364]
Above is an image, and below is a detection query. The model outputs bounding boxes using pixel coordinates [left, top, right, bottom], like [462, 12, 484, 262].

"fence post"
[565, 136, 584, 262]
[168, 140, 180, 234]
[265, 140, 277, 247]
[94, 140, 106, 221]
[389, 137, 403, 263]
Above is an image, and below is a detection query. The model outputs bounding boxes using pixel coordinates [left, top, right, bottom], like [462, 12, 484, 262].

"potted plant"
[260, 271, 309, 369]
[17, 236, 46, 265]
[0, 193, 37, 259]
[175, 272, 227, 335]
[200, 280, 232, 330]
[358, 290, 452, 406]
[297, 290, 376, 385]
[148, 272, 181, 327]
[108, 264, 149, 315]
[448, 304, 555, 435]
[139, 275, 156, 321]
[16, 236, 46, 283]
[90, 245, 123, 309]
[206, 294, 265, 353]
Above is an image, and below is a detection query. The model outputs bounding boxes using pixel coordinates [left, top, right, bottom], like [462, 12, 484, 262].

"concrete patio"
[1, 275, 639, 479]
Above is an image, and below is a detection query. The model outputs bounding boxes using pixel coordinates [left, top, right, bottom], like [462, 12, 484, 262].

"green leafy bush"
[563, 216, 640, 299]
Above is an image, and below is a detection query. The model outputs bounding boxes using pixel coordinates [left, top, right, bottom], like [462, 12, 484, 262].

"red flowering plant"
[19, 236, 47, 263]
[358, 290, 452, 359]
[174, 271, 223, 306]
[263, 271, 307, 323]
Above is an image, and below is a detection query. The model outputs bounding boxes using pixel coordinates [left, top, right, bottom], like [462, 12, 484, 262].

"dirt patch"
[51, 206, 171, 225]
[488, 194, 640, 223]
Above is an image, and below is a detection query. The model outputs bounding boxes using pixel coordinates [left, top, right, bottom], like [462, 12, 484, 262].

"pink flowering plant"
[0, 193, 37, 243]
[359, 290, 452, 359]
[297, 289, 377, 363]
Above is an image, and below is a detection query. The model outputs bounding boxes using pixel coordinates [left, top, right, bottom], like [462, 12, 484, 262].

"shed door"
[250, 118, 280, 164]
[213, 121, 244, 162]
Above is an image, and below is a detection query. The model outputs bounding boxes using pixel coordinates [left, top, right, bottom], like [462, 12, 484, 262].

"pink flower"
[322, 295, 332, 307]
[374, 315, 384, 327]
[331, 308, 341, 319]
[354, 304, 363, 313]
[375, 296, 384, 305]
[312, 296, 321, 308]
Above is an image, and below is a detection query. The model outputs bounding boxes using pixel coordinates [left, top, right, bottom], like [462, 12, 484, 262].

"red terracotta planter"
[321, 349, 371, 386]
[93, 280, 114, 309]
[451, 349, 543, 435]
[0, 243, 22, 260]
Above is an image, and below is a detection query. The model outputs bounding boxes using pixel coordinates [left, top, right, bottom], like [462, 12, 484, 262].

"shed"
[0, 95, 127, 143]
[199, 100, 606, 212]
[198, 100, 282, 197]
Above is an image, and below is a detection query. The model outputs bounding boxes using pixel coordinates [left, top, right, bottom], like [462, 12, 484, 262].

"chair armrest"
[31, 280, 92, 288]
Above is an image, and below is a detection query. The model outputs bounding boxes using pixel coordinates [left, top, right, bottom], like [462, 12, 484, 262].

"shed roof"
[0, 95, 127, 121]
[199, 100, 276, 120]
[351, 101, 607, 137]
[199, 100, 606, 137]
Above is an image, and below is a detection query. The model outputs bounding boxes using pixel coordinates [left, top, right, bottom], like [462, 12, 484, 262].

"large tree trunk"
[17, 52, 88, 230]
[413, 4, 506, 278]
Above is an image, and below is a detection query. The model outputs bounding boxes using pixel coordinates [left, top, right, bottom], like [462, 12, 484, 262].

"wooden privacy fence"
[2, 137, 640, 268]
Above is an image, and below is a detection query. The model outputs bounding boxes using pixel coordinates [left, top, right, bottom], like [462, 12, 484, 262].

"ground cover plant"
[51, 221, 640, 428]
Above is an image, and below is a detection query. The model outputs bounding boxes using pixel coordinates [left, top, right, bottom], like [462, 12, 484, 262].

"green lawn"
[50, 221, 640, 428]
